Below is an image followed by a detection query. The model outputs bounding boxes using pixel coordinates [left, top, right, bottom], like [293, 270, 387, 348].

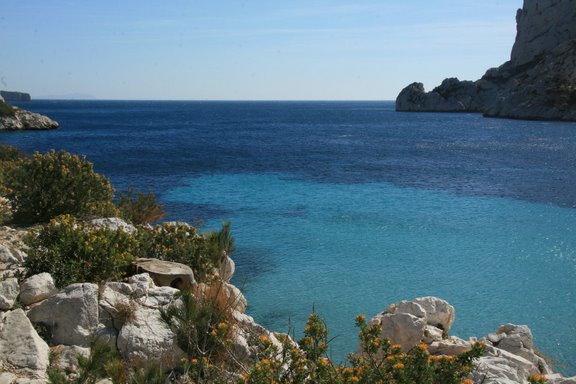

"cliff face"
[396, 0, 576, 121]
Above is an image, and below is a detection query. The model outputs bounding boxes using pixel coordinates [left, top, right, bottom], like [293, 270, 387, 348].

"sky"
[1, 1, 522, 101]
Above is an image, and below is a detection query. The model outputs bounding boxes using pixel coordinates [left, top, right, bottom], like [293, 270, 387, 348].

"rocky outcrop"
[0, 91, 31, 102]
[396, 0, 576, 121]
[0, 107, 59, 130]
[1, 223, 575, 383]
[366, 297, 576, 384]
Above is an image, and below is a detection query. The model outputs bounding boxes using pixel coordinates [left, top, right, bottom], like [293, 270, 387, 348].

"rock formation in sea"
[396, 0, 576, 121]
[0, 102, 59, 131]
[0, 91, 32, 102]
[1, 220, 575, 383]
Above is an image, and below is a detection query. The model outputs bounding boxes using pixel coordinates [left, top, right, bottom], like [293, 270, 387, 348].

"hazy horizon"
[2, 1, 521, 101]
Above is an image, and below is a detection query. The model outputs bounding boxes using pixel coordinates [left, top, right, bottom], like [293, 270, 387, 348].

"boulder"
[0, 309, 49, 378]
[0, 278, 19, 310]
[27, 283, 99, 347]
[369, 312, 426, 353]
[384, 296, 455, 333]
[132, 258, 195, 290]
[19, 273, 58, 306]
[117, 305, 185, 368]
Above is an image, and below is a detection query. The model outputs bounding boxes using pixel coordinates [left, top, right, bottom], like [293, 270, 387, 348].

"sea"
[2, 100, 576, 374]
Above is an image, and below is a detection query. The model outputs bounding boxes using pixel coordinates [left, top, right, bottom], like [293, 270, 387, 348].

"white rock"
[89, 217, 136, 233]
[0, 278, 19, 310]
[496, 324, 534, 350]
[51, 345, 90, 373]
[27, 283, 99, 347]
[219, 255, 236, 282]
[0, 309, 49, 378]
[429, 336, 472, 356]
[0, 372, 17, 384]
[412, 296, 455, 332]
[128, 273, 155, 298]
[19, 273, 58, 306]
[422, 325, 444, 344]
[370, 312, 426, 352]
[137, 286, 179, 308]
[117, 305, 184, 368]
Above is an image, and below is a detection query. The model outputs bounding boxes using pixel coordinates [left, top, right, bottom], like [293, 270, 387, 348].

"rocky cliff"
[0, 107, 59, 131]
[0, 91, 32, 102]
[396, 0, 576, 121]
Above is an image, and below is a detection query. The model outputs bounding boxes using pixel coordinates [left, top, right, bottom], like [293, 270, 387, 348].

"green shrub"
[116, 187, 167, 225]
[5, 149, 118, 225]
[24, 215, 137, 287]
[135, 222, 233, 282]
[0, 100, 16, 117]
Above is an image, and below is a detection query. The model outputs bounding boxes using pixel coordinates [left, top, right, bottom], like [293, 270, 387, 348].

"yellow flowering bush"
[5, 149, 118, 224]
[24, 215, 137, 287]
[243, 312, 485, 384]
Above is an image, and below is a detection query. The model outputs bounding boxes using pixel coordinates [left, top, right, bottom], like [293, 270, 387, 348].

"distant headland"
[396, 0, 576, 122]
[0, 90, 31, 102]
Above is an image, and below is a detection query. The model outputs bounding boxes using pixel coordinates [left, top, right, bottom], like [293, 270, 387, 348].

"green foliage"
[161, 289, 232, 382]
[0, 100, 16, 117]
[243, 313, 485, 384]
[135, 222, 233, 282]
[24, 215, 137, 288]
[4, 149, 118, 225]
[117, 187, 167, 225]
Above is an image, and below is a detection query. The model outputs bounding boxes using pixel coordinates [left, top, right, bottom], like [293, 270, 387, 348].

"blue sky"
[1, 1, 521, 100]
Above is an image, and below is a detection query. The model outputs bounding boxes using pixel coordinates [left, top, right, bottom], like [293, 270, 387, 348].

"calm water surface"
[3, 100, 576, 373]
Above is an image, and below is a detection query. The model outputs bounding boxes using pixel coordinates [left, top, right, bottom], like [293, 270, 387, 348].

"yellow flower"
[259, 335, 271, 344]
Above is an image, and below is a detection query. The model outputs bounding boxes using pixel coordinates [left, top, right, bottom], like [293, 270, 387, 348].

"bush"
[243, 313, 485, 384]
[116, 187, 167, 225]
[135, 222, 233, 282]
[5, 149, 118, 224]
[24, 215, 137, 287]
[0, 100, 16, 117]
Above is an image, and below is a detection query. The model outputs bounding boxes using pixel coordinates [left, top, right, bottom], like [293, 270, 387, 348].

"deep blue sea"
[3, 100, 576, 374]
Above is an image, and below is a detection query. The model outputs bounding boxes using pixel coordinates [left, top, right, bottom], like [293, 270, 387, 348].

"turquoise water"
[4, 100, 576, 373]
[167, 173, 576, 369]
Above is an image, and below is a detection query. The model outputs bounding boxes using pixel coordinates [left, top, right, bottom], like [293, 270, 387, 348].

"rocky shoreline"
[0, 220, 575, 383]
[396, 0, 576, 122]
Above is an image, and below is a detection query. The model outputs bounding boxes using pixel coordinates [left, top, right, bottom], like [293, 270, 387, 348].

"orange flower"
[393, 362, 405, 369]
[418, 342, 429, 352]
[356, 314, 366, 322]
[461, 379, 473, 384]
